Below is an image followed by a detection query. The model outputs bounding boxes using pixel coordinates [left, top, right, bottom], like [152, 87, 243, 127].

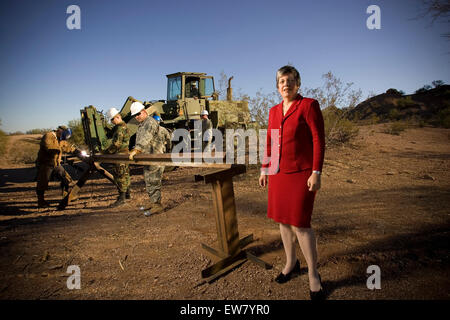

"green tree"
[432, 80, 445, 88]
[67, 119, 85, 147]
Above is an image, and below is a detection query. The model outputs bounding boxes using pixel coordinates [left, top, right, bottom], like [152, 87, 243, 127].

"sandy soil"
[0, 125, 449, 300]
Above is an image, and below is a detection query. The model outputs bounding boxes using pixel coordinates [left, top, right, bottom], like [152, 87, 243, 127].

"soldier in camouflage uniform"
[152, 115, 172, 154]
[36, 125, 76, 208]
[129, 103, 171, 214]
[103, 108, 131, 207]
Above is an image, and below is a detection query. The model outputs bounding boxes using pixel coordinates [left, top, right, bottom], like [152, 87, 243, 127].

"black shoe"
[125, 189, 131, 199]
[275, 260, 301, 284]
[310, 274, 325, 301]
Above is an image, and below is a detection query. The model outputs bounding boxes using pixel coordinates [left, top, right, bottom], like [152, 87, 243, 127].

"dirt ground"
[0, 124, 449, 300]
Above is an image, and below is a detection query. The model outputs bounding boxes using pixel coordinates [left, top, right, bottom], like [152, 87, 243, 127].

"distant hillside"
[348, 85, 450, 127]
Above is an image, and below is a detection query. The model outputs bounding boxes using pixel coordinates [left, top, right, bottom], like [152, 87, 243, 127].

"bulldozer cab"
[165, 72, 215, 128]
[167, 72, 215, 101]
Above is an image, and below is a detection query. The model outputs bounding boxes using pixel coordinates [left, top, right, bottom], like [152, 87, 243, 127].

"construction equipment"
[80, 72, 250, 153]
[147, 72, 250, 131]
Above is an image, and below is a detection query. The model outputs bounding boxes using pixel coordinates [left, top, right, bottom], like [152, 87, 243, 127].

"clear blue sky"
[0, 0, 448, 133]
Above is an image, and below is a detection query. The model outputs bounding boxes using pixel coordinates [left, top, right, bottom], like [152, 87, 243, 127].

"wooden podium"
[195, 165, 272, 283]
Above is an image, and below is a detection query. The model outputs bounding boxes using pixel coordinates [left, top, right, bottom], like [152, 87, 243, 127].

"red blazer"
[262, 94, 325, 175]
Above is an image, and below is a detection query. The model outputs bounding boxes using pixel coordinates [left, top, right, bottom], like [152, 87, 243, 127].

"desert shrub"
[370, 101, 380, 109]
[12, 148, 38, 164]
[383, 121, 408, 135]
[432, 80, 445, 88]
[440, 116, 450, 128]
[388, 108, 401, 120]
[26, 128, 53, 134]
[67, 119, 86, 148]
[415, 85, 432, 94]
[0, 129, 7, 156]
[397, 96, 416, 109]
[351, 110, 361, 121]
[438, 106, 450, 128]
[9, 136, 40, 164]
[386, 88, 403, 95]
[370, 114, 380, 124]
[323, 108, 359, 146]
[248, 90, 279, 129]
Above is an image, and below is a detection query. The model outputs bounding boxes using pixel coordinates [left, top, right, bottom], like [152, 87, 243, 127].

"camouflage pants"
[143, 165, 164, 204]
[113, 163, 130, 193]
[36, 165, 73, 192]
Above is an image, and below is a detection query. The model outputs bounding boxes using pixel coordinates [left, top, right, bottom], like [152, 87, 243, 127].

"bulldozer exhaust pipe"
[227, 76, 234, 101]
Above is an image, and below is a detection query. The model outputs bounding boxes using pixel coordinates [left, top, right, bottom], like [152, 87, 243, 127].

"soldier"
[187, 82, 199, 98]
[152, 115, 172, 154]
[103, 107, 131, 207]
[36, 125, 76, 208]
[200, 110, 213, 152]
[128, 102, 167, 214]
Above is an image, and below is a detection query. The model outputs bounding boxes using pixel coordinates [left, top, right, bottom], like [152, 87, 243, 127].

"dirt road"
[0, 125, 449, 299]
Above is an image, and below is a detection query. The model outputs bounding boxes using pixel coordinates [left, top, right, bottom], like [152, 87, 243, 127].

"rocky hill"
[349, 85, 450, 127]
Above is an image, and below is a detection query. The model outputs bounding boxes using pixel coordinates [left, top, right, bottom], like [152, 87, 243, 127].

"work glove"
[128, 149, 141, 160]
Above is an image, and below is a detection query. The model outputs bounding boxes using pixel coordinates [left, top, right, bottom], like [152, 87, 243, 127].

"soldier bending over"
[36, 125, 76, 208]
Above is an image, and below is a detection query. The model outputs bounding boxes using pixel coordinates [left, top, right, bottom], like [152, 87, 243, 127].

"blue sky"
[0, 0, 448, 133]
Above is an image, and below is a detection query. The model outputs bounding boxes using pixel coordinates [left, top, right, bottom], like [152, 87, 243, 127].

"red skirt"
[267, 169, 316, 228]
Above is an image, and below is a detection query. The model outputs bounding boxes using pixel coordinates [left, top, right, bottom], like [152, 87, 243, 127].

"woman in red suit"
[259, 65, 325, 300]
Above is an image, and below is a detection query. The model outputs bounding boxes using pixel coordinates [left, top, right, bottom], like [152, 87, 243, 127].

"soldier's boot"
[150, 201, 164, 214]
[125, 188, 131, 200]
[61, 184, 70, 198]
[110, 192, 126, 208]
[142, 201, 155, 211]
[37, 191, 50, 208]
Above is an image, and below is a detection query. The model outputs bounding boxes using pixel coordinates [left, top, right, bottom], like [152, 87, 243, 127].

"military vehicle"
[80, 72, 250, 153]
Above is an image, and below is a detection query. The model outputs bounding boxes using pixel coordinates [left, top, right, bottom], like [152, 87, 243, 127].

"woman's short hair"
[276, 65, 301, 88]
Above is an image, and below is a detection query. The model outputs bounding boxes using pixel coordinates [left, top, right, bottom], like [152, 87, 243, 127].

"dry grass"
[0, 130, 8, 156]
[1, 134, 41, 166]
[382, 121, 409, 135]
